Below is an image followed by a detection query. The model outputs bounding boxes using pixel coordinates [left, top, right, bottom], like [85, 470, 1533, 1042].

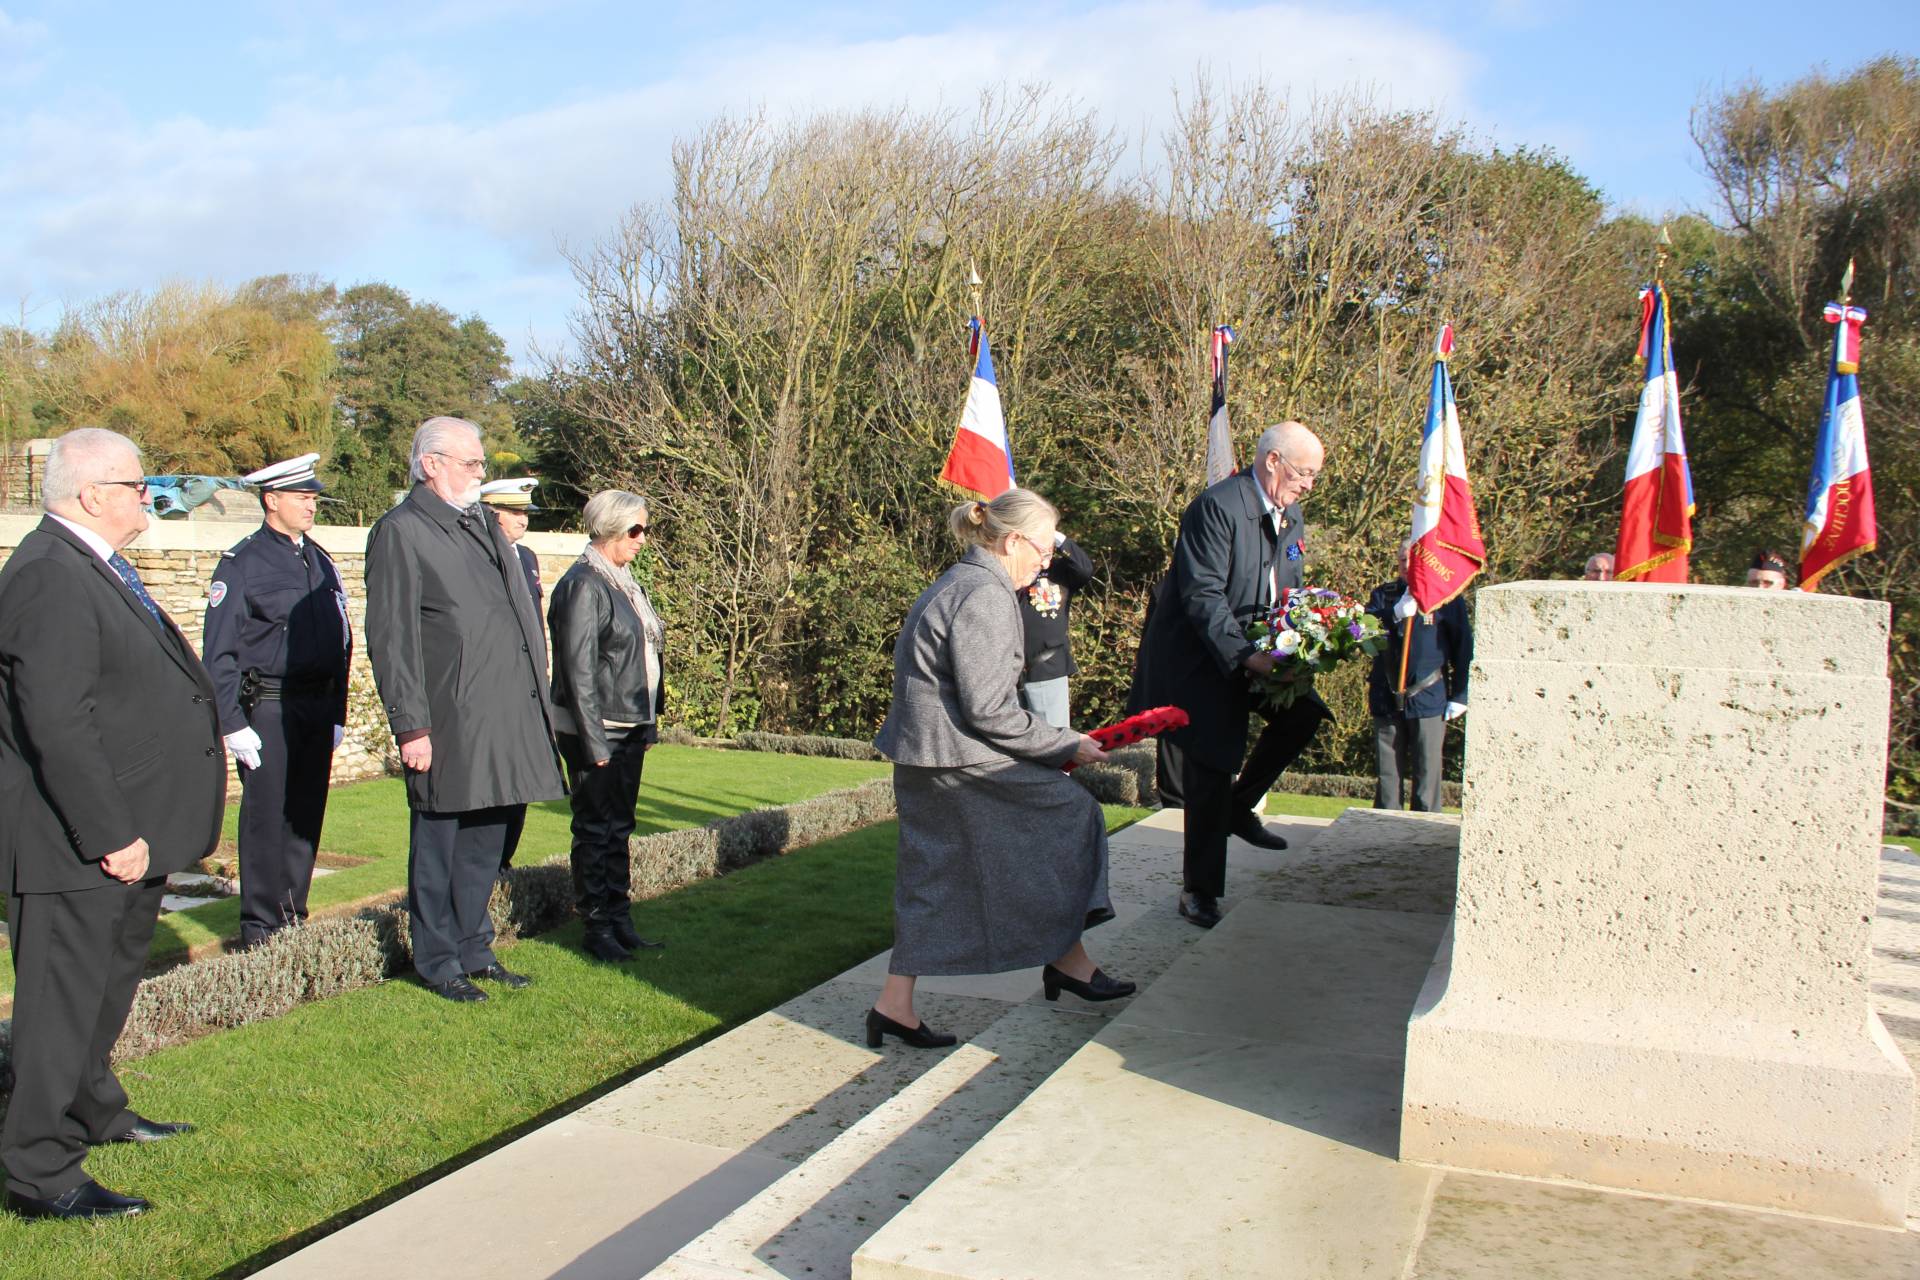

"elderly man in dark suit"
[365, 417, 566, 1004]
[1130, 422, 1329, 929]
[1366, 541, 1471, 812]
[0, 428, 225, 1220]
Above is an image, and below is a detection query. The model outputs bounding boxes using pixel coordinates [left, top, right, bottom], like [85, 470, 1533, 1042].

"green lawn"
[0, 746, 888, 996]
[0, 806, 1144, 1279]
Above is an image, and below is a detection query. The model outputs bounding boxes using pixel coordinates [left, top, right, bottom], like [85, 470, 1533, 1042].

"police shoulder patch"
[208, 580, 229, 607]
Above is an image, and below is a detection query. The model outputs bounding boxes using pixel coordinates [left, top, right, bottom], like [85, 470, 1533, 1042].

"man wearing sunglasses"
[0, 428, 224, 1219]
[364, 417, 566, 1004]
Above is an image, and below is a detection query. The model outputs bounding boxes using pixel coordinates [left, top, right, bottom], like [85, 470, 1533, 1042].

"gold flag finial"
[1841, 257, 1856, 304]
[1655, 223, 1672, 282]
[967, 259, 984, 317]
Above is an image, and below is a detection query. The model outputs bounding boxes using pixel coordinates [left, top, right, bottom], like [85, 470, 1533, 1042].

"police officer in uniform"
[202, 453, 352, 948]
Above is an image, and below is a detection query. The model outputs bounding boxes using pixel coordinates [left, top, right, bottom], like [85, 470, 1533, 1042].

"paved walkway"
[257, 807, 1315, 1280]
[255, 811, 1920, 1279]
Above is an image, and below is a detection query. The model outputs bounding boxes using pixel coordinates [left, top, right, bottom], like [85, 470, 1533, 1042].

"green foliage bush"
[733, 731, 884, 761]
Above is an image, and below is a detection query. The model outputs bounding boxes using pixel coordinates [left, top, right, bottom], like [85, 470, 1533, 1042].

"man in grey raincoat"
[365, 416, 565, 1003]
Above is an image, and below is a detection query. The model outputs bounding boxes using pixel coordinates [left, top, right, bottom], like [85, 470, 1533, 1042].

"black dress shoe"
[1041, 964, 1137, 1002]
[109, 1115, 194, 1144]
[1230, 811, 1289, 850]
[428, 975, 489, 1002]
[609, 913, 665, 951]
[581, 926, 632, 963]
[1178, 891, 1223, 929]
[6, 1179, 149, 1220]
[467, 963, 532, 989]
[864, 1008, 957, 1050]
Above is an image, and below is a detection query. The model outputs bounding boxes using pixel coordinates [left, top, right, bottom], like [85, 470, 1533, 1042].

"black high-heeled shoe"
[865, 1007, 958, 1049]
[1042, 964, 1137, 1003]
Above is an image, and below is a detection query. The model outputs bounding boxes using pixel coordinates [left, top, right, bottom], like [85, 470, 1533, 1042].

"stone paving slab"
[1249, 807, 1461, 914]
[1104, 810, 1331, 907]
[854, 896, 1444, 1280]
[256, 1122, 793, 1280]
[577, 985, 1013, 1167]
[1408, 1170, 1920, 1279]
[854, 1011, 1440, 1280]
[650, 1004, 1109, 1280]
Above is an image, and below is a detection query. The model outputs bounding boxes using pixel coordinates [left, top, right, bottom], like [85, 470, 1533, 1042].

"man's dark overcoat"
[364, 485, 564, 813]
[1128, 469, 1320, 774]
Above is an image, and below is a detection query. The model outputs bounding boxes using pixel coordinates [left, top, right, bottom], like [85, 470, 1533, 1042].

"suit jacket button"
[205, 747, 217, 757]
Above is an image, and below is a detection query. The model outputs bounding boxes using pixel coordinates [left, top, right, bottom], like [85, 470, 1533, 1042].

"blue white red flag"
[940, 317, 1015, 498]
[1406, 324, 1486, 613]
[1205, 324, 1237, 486]
[1615, 283, 1694, 582]
[1800, 302, 1876, 590]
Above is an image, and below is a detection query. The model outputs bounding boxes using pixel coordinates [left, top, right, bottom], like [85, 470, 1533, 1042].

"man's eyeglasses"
[1279, 456, 1321, 483]
[1017, 533, 1055, 565]
[626, 523, 649, 538]
[97, 479, 149, 498]
[432, 452, 488, 475]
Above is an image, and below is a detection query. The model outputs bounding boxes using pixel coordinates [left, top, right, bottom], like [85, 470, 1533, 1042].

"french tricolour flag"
[1615, 283, 1694, 582]
[1406, 324, 1486, 613]
[1800, 302, 1877, 590]
[940, 317, 1015, 498]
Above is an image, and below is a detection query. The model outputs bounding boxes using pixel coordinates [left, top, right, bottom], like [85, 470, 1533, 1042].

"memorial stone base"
[1402, 582, 1914, 1226]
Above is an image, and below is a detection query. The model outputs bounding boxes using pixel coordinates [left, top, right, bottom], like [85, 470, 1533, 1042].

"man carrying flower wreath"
[1129, 421, 1330, 930]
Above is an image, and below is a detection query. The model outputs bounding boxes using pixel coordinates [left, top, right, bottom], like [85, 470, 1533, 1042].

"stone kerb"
[1401, 581, 1915, 1226]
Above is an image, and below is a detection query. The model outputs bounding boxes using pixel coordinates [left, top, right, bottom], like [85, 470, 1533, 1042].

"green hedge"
[0, 778, 897, 1089]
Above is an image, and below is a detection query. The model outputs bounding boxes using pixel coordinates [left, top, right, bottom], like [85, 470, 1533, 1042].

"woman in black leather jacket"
[547, 490, 667, 961]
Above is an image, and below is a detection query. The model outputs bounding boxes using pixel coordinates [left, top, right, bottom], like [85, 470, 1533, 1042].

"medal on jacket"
[1026, 576, 1064, 618]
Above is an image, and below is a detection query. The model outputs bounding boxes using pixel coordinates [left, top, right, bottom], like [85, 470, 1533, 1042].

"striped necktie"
[108, 553, 166, 626]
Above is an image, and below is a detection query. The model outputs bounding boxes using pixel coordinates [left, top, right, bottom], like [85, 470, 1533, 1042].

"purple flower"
[1347, 621, 1364, 640]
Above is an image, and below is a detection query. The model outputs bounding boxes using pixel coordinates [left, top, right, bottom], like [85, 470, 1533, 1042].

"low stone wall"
[0, 514, 590, 791]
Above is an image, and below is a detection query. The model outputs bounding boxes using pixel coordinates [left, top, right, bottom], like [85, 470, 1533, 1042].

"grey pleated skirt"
[888, 759, 1114, 977]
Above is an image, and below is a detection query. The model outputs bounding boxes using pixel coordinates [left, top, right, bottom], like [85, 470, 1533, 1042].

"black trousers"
[407, 806, 519, 985]
[1162, 704, 1325, 900]
[2, 877, 165, 1199]
[556, 731, 646, 923]
[236, 694, 333, 947]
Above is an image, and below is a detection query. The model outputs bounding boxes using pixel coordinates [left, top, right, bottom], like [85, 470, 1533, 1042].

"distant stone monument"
[1402, 581, 1913, 1225]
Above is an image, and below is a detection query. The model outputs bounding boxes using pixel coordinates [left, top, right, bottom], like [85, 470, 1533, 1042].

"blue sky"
[0, 1, 1912, 366]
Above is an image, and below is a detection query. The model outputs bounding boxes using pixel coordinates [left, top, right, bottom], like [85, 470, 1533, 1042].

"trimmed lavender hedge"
[0, 777, 897, 1088]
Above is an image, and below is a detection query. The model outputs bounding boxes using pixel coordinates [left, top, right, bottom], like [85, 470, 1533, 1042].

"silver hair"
[947, 487, 1059, 550]
[1585, 553, 1614, 572]
[1254, 421, 1318, 463]
[409, 416, 483, 483]
[583, 489, 650, 541]
[43, 427, 142, 508]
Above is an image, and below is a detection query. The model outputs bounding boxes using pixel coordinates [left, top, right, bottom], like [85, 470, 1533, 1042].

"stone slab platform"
[855, 813, 1920, 1280]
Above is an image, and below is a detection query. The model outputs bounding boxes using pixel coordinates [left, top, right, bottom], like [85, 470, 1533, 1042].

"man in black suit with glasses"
[0, 427, 225, 1220]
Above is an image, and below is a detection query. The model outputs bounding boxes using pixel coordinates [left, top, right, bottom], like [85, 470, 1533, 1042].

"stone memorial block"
[1402, 581, 1913, 1225]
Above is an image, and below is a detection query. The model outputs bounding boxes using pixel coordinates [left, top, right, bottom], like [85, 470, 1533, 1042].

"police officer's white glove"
[332, 724, 345, 752]
[1444, 701, 1468, 722]
[1394, 591, 1419, 621]
[225, 727, 263, 770]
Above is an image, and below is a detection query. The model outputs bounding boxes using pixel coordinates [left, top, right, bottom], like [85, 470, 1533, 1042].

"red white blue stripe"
[1406, 323, 1485, 613]
[940, 316, 1015, 498]
[1614, 283, 1694, 582]
[1800, 303, 1876, 590]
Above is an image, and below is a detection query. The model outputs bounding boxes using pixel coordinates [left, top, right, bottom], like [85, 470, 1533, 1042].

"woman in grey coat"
[869, 488, 1135, 1049]
[548, 490, 668, 962]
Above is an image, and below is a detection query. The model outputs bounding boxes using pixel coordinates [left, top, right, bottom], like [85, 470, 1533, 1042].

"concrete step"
[851, 896, 1450, 1280]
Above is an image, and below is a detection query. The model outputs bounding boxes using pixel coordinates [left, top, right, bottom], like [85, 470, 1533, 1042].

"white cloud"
[0, 1, 1480, 361]
[0, 6, 48, 86]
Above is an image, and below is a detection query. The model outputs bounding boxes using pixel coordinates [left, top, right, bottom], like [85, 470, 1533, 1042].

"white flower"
[1274, 629, 1302, 657]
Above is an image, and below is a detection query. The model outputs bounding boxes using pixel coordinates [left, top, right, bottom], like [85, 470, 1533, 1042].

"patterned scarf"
[582, 543, 662, 709]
